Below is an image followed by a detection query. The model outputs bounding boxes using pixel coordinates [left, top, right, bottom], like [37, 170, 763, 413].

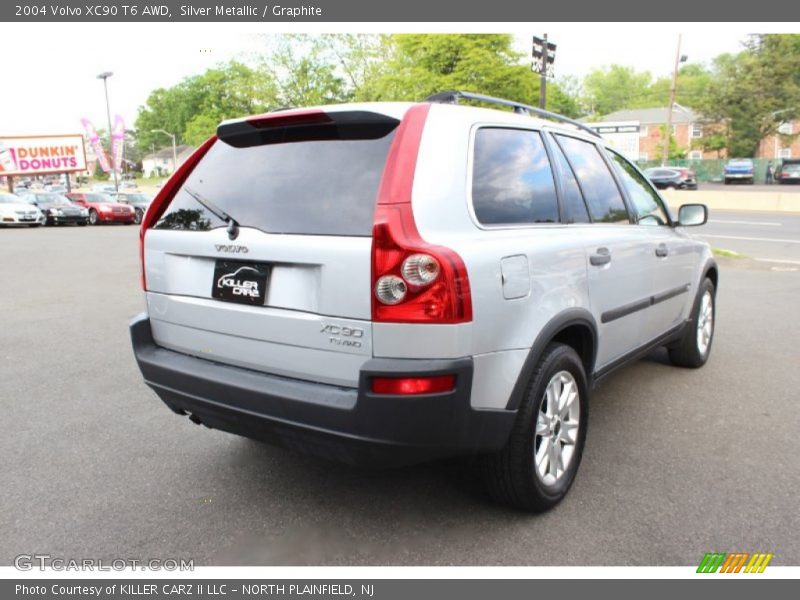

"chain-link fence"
[636, 158, 780, 184]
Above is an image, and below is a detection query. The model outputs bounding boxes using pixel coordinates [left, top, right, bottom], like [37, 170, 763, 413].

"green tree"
[259, 35, 349, 106]
[135, 61, 277, 153]
[698, 35, 800, 157]
[93, 160, 109, 181]
[583, 65, 653, 116]
[357, 34, 578, 116]
[645, 64, 714, 110]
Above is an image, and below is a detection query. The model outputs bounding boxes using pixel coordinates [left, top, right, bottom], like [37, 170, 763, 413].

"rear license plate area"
[212, 260, 270, 306]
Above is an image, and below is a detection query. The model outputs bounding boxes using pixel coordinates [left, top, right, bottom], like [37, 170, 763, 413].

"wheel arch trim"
[701, 258, 719, 291]
[504, 308, 598, 410]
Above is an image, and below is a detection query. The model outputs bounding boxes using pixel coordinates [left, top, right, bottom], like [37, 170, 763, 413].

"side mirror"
[678, 203, 707, 227]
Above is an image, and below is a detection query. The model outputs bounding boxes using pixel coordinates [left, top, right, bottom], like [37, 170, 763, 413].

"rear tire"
[480, 343, 589, 512]
[134, 209, 143, 225]
[88, 209, 98, 225]
[668, 278, 716, 368]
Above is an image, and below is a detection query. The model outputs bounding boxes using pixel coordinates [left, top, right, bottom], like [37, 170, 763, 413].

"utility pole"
[532, 34, 556, 109]
[662, 35, 687, 166]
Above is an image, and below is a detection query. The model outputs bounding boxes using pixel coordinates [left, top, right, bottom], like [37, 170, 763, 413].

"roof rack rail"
[424, 90, 601, 138]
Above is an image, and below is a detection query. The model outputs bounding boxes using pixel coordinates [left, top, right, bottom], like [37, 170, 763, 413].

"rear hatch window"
[155, 112, 398, 237]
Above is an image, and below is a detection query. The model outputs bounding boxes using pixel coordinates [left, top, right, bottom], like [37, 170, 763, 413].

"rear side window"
[550, 138, 590, 224]
[471, 128, 558, 226]
[555, 135, 629, 224]
[155, 124, 397, 236]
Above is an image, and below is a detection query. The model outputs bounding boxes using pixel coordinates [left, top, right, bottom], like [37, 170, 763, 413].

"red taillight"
[139, 135, 217, 290]
[370, 104, 472, 324]
[371, 374, 456, 395]
[372, 204, 472, 323]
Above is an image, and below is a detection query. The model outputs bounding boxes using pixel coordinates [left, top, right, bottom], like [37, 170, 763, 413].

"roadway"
[695, 209, 800, 266]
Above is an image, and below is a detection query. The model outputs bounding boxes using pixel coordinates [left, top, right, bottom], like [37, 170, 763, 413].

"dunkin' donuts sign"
[0, 135, 87, 176]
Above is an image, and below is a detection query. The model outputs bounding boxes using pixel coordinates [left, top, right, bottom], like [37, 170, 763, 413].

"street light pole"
[151, 129, 177, 174]
[661, 35, 687, 167]
[96, 71, 119, 192]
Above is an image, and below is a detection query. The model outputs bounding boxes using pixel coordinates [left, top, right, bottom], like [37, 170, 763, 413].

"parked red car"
[65, 192, 136, 225]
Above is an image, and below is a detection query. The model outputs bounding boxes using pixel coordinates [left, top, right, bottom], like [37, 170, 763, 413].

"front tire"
[480, 343, 589, 512]
[668, 278, 716, 368]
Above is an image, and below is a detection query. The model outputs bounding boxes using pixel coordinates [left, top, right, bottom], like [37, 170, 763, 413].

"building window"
[779, 148, 792, 159]
[778, 122, 793, 135]
[688, 150, 703, 160]
[691, 123, 703, 138]
[639, 152, 648, 161]
[639, 125, 649, 138]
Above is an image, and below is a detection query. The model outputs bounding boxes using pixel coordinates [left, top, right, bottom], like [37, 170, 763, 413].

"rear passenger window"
[608, 150, 670, 226]
[555, 135, 629, 224]
[471, 128, 558, 226]
[551, 138, 590, 224]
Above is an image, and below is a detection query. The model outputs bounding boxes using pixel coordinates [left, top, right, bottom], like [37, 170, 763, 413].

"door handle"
[655, 243, 668, 258]
[590, 247, 611, 266]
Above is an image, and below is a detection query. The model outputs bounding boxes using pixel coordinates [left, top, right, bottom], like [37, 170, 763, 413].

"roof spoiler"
[217, 110, 400, 148]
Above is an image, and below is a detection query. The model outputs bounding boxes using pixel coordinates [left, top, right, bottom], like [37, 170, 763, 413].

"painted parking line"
[708, 220, 782, 227]
[700, 234, 800, 244]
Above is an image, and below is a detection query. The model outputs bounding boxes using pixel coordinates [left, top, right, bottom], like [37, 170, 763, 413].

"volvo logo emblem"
[214, 244, 249, 254]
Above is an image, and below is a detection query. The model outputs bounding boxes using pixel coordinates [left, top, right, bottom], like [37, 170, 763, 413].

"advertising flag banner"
[81, 118, 111, 173]
[111, 114, 125, 173]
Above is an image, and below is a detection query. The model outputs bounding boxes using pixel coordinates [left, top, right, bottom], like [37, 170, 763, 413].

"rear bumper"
[130, 314, 515, 467]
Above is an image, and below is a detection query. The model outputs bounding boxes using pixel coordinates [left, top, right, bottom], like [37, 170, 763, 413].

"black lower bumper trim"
[130, 314, 515, 467]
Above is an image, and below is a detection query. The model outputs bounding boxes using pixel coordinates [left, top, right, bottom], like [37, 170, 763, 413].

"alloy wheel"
[696, 290, 714, 356]
[534, 370, 581, 486]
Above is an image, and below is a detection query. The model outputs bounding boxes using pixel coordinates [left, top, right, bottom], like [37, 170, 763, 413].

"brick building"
[757, 121, 800, 160]
[595, 105, 800, 162]
[592, 105, 716, 161]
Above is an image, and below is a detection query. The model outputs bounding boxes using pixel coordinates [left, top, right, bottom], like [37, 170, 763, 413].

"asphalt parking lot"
[2, 222, 799, 566]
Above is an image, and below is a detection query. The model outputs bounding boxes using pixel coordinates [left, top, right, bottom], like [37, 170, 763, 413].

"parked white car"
[0, 193, 44, 227]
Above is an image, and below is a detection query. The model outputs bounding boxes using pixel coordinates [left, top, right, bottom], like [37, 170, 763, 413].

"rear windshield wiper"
[183, 186, 240, 240]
